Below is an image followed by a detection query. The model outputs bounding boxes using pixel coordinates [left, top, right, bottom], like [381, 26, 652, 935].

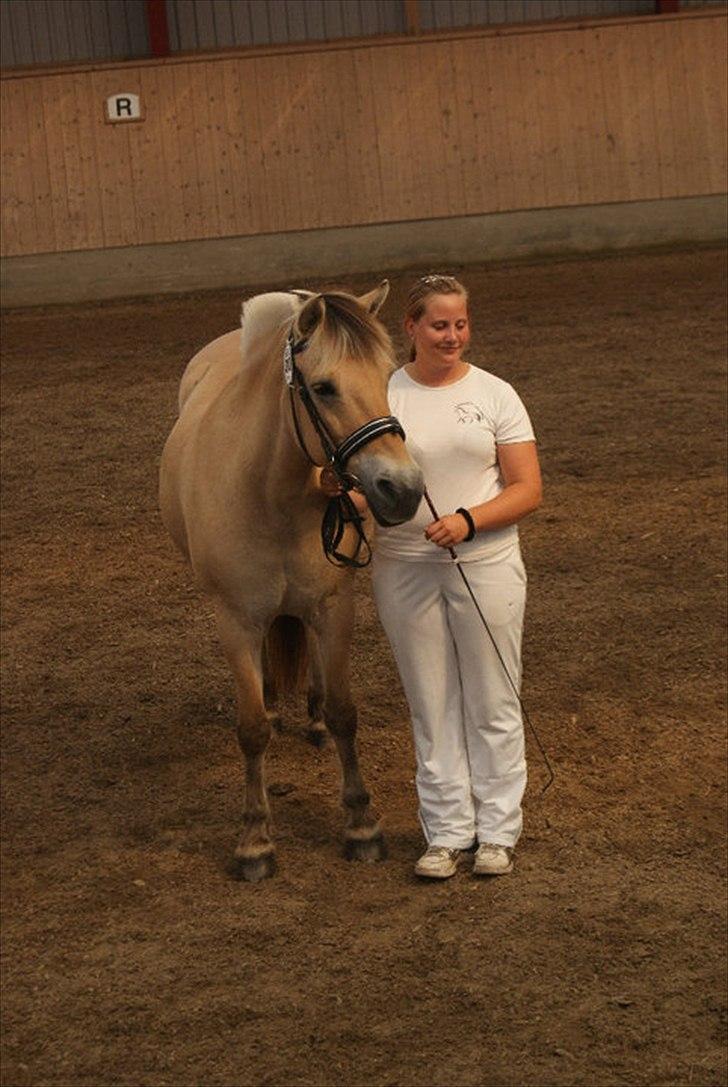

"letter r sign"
[105, 93, 142, 123]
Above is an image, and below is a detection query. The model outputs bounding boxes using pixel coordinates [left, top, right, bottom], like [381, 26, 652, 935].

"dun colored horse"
[159, 283, 423, 881]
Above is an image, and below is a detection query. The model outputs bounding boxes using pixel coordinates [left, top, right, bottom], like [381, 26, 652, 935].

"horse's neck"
[233, 302, 319, 506]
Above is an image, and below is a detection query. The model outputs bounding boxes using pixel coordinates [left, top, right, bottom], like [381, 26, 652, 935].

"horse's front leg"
[305, 627, 327, 748]
[314, 592, 387, 863]
[216, 604, 276, 882]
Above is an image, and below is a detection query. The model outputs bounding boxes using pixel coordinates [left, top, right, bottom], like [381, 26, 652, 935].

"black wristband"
[456, 507, 476, 541]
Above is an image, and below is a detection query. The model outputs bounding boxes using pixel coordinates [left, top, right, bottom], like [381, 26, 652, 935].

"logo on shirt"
[455, 401, 487, 426]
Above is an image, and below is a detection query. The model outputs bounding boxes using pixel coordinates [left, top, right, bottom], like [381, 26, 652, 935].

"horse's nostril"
[376, 477, 397, 501]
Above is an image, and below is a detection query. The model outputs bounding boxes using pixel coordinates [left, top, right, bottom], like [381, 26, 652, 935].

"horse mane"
[239, 291, 305, 364]
[239, 288, 393, 374]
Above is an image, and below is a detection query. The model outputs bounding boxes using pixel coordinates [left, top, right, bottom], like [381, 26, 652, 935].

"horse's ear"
[293, 295, 325, 341]
[358, 280, 389, 315]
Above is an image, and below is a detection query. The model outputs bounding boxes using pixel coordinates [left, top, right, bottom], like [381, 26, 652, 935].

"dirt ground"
[1, 246, 726, 1087]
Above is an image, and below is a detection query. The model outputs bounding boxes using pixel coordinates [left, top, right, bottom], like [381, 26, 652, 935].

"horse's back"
[178, 329, 241, 413]
[160, 329, 242, 560]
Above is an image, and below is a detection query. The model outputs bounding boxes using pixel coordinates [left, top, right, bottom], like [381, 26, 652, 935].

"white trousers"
[372, 549, 527, 849]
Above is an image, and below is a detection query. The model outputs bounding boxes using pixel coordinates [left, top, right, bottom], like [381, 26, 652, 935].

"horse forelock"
[310, 292, 394, 372]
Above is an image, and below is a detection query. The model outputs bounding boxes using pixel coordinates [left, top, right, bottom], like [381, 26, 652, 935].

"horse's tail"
[263, 616, 308, 701]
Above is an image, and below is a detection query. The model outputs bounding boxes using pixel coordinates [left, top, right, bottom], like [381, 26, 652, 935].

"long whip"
[423, 487, 554, 794]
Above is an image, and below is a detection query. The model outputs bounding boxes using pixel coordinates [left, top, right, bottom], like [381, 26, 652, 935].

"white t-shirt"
[376, 364, 536, 563]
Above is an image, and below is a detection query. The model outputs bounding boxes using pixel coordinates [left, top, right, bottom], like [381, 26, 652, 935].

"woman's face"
[406, 292, 470, 369]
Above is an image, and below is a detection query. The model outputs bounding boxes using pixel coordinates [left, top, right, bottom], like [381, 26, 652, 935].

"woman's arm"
[425, 441, 542, 549]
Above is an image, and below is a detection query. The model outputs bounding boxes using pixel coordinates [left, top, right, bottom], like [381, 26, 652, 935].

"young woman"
[323, 274, 542, 879]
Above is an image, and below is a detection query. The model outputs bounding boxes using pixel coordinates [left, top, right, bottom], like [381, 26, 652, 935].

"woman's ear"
[357, 280, 389, 315]
[293, 295, 325, 341]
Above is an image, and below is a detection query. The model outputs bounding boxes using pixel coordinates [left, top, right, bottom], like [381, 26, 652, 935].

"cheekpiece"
[283, 339, 295, 387]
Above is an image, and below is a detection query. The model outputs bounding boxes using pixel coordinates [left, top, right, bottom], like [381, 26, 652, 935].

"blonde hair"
[405, 274, 468, 361]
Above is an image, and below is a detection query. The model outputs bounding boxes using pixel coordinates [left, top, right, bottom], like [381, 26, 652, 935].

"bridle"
[283, 331, 405, 568]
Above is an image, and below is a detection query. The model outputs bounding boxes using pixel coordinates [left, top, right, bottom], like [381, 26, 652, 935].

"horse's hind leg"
[216, 605, 276, 882]
[314, 597, 386, 863]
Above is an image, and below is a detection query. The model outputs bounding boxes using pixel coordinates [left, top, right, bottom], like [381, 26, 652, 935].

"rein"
[284, 332, 405, 569]
[423, 486, 555, 794]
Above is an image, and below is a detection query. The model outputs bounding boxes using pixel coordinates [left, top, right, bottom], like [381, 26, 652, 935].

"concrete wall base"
[2, 195, 726, 308]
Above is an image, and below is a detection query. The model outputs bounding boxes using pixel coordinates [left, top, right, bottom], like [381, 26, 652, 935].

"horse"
[159, 282, 424, 881]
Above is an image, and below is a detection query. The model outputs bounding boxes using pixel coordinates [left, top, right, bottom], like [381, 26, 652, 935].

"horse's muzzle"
[353, 455, 424, 527]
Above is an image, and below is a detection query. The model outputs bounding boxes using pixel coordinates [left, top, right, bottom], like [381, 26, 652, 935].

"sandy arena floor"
[1, 246, 726, 1087]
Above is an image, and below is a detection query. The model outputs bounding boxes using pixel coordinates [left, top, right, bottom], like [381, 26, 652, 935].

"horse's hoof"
[344, 832, 388, 863]
[229, 850, 277, 883]
[306, 724, 328, 748]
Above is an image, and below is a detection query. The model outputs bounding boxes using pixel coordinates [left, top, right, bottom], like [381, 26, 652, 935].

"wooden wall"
[1, 9, 726, 259]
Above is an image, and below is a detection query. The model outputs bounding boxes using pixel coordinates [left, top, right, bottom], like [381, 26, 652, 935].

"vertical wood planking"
[2, 13, 726, 256]
[438, 42, 469, 215]
[410, 41, 451, 218]
[241, 55, 271, 232]
[325, 49, 360, 227]
[89, 70, 133, 247]
[175, 60, 203, 240]
[515, 28, 548, 209]
[152, 64, 187, 241]
[588, 25, 623, 203]
[529, 28, 566, 208]
[286, 55, 318, 231]
[449, 39, 487, 216]
[0, 79, 30, 254]
[664, 17, 700, 197]
[374, 44, 417, 222]
[188, 60, 222, 238]
[707, 16, 728, 194]
[272, 51, 304, 230]
[579, 27, 614, 204]
[71, 72, 104, 248]
[38, 76, 73, 251]
[131, 66, 170, 243]
[351, 47, 385, 224]
[689, 15, 727, 194]
[626, 20, 662, 200]
[300, 52, 347, 228]
[20, 77, 57, 252]
[472, 35, 506, 213]
[251, 54, 287, 232]
[204, 59, 237, 237]
[484, 35, 518, 211]
[610, 24, 643, 202]
[647, 20, 679, 198]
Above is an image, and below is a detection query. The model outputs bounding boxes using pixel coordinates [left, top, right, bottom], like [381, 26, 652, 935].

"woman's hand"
[424, 512, 471, 549]
[318, 467, 369, 515]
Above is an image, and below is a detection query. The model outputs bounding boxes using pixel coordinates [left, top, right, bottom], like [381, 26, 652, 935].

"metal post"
[146, 0, 170, 57]
[405, 0, 420, 35]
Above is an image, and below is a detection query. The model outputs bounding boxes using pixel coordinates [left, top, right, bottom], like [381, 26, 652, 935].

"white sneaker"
[473, 843, 514, 876]
[414, 845, 460, 880]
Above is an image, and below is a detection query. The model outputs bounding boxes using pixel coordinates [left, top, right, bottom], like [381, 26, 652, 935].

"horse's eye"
[311, 380, 337, 398]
